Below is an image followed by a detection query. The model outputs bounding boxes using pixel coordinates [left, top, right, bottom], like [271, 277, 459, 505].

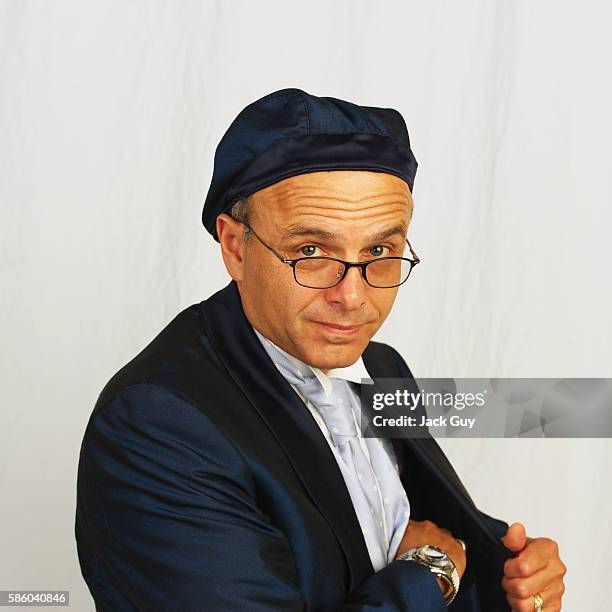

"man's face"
[218, 170, 414, 372]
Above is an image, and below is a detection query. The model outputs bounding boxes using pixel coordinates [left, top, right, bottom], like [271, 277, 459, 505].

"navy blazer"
[75, 280, 514, 611]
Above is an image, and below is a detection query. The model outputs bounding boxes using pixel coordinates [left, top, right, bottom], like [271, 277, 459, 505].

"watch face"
[420, 546, 448, 567]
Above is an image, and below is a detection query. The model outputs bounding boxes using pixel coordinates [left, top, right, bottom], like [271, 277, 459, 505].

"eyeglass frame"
[239, 221, 421, 289]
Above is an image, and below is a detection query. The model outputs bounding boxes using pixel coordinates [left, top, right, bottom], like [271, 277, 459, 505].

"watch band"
[398, 545, 460, 605]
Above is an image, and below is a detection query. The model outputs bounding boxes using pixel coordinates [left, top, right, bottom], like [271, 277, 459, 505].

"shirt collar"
[250, 325, 373, 398]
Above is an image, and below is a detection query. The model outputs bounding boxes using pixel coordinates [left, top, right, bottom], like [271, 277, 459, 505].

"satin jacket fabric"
[75, 280, 514, 611]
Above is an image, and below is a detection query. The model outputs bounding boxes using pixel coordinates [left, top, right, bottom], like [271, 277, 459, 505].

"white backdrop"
[1, 1, 611, 610]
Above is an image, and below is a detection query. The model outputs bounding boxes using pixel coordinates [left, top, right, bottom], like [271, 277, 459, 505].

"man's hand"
[395, 518, 467, 578]
[502, 522, 566, 611]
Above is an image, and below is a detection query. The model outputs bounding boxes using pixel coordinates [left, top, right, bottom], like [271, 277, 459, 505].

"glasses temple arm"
[406, 238, 420, 264]
[243, 222, 289, 263]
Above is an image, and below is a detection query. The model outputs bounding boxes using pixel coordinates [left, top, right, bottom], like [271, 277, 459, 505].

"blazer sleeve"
[76, 383, 447, 612]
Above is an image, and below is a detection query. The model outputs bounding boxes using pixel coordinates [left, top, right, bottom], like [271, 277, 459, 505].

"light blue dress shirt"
[251, 326, 411, 572]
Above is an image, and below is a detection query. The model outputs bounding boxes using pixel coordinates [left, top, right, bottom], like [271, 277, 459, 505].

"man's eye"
[300, 245, 319, 257]
[369, 245, 389, 257]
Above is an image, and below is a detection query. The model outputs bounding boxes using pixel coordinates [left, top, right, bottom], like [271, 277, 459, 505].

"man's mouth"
[312, 321, 362, 334]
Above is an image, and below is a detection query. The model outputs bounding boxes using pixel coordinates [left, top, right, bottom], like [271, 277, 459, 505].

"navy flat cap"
[202, 87, 418, 241]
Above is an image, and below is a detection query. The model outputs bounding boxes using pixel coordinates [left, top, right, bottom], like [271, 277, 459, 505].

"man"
[75, 88, 565, 611]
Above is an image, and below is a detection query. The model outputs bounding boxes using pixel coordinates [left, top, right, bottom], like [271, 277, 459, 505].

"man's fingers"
[504, 538, 564, 580]
[502, 566, 550, 599]
[503, 539, 551, 578]
[506, 594, 536, 612]
[507, 593, 561, 612]
[506, 579, 564, 612]
[502, 522, 527, 552]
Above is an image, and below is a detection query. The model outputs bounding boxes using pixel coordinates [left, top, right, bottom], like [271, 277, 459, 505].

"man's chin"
[303, 338, 368, 371]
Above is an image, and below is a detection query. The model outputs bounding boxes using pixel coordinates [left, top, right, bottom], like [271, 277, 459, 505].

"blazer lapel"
[199, 281, 374, 591]
[362, 343, 512, 559]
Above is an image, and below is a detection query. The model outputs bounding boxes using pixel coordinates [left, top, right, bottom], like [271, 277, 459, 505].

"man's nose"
[324, 265, 368, 309]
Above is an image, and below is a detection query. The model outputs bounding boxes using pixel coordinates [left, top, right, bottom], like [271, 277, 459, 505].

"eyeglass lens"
[294, 258, 412, 289]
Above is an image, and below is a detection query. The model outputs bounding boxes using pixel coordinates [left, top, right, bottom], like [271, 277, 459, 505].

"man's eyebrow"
[279, 225, 339, 241]
[278, 222, 407, 243]
[368, 222, 407, 242]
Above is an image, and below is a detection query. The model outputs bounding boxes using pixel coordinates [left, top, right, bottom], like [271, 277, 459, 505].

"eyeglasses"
[241, 222, 420, 289]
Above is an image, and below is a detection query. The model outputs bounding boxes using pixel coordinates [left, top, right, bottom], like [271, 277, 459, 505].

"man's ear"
[216, 213, 246, 282]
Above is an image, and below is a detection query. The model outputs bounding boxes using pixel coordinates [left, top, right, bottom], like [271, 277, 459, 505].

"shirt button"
[336, 397, 343, 405]
[373, 485, 378, 492]
[363, 528, 368, 535]
[379, 521, 383, 527]
[357, 472, 363, 480]
[332, 427, 338, 433]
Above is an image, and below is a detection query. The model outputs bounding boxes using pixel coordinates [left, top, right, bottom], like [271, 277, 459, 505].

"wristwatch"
[398, 545, 461, 605]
